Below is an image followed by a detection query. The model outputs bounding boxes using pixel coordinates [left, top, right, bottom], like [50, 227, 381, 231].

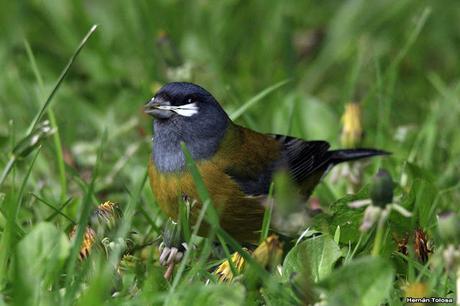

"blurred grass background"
[1, 1, 459, 182]
[1, 0, 460, 305]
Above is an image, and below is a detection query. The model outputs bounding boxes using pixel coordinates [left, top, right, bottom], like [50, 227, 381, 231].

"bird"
[145, 82, 388, 243]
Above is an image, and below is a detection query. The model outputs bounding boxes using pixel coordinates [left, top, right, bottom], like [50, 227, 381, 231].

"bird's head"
[145, 82, 229, 125]
[145, 82, 230, 170]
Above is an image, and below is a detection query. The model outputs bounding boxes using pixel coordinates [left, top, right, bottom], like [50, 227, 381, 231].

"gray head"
[145, 82, 230, 172]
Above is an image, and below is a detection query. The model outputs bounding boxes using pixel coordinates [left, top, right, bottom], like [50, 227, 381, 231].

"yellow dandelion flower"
[69, 226, 96, 260]
[341, 102, 363, 148]
[91, 201, 120, 229]
[214, 249, 247, 283]
[252, 235, 283, 270]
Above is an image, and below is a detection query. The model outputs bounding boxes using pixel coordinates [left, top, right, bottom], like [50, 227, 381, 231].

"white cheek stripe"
[156, 102, 199, 117]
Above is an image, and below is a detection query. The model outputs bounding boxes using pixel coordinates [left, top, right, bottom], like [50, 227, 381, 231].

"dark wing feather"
[225, 133, 333, 196]
[226, 130, 387, 197]
[225, 165, 274, 196]
[271, 134, 332, 183]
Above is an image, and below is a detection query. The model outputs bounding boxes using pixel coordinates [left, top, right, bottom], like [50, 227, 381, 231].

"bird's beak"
[144, 99, 174, 119]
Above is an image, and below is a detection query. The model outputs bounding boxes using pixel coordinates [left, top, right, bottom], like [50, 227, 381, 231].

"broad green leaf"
[283, 234, 342, 282]
[13, 222, 70, 306]
[320, 256, 395, 306]
[313, 185, 370, 244]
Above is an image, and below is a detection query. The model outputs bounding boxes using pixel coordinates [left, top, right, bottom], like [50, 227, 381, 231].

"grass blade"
[31, 193, 76, 224]
[230, 79, 290, 121]
[0, 25, 97, 189]
[15, 148, 41, 221]
[0, 157, 15, 188]
[27, 25, 98, 134]
[25, 39, 68, 203]
[260, 182, 274, 243]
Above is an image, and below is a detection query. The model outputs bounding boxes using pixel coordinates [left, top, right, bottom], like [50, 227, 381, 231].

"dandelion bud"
[13, 120, 55, 159]
[341, 103, 363, 148]
[370, 169, 394, 208]
[119, 254, 139, 272]
[252, 235, 283, 270]
[162, 219, 183, 249]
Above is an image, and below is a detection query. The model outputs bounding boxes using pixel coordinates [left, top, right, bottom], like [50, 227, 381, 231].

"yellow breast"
[147, 157, 240, 219]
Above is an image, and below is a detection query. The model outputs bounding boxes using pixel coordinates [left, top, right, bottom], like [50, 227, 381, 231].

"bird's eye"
[187, 98, 192, 104]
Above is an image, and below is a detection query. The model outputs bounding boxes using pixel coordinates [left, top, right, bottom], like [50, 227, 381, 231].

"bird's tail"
[330, 148, 390, 164]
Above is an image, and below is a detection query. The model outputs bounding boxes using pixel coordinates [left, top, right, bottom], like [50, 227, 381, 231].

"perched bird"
[145, 82, 388, 243]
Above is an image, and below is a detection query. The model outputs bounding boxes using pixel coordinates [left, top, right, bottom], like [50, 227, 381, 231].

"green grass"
[1, 1, 460, 305]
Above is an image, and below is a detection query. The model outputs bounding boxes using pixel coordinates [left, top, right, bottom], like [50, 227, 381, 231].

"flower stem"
[372, 213, 386, 256]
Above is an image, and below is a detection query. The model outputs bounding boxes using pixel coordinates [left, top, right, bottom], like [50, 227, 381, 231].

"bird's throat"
[152, 120, 228, 173]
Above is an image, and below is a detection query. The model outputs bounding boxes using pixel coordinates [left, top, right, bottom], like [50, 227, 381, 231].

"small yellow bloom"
[70, 201, 120, 261]
[97, 201, 118, 214]
[214, 249, 247, 283]
[69, 226, 96, 260]
[91, 201, 120, 230]
[214, 235, 283, 282]
[341, 103, 363, 148]
[252, 235, 283, 270]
